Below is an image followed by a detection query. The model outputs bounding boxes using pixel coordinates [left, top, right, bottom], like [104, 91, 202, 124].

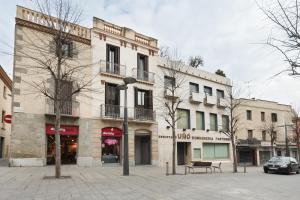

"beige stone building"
[10, 6, 158, 167]
[236, 98, 296, 166]
[0, 65, 12, 159]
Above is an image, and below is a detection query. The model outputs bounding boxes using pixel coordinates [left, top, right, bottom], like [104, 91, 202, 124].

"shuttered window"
[196, 111, 205, 130]
[177, 109, 190, 129]
[203, 143, 229, 160]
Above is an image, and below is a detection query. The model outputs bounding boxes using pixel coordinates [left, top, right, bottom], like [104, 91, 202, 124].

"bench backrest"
[193, 161, 212, 166]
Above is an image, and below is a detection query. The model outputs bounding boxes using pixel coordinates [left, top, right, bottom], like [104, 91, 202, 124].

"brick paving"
[0, 164, 299, 200]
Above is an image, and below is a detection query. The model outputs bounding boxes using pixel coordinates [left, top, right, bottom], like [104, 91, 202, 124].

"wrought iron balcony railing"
[132, 68, 155, 83]
[45, 98, 80, 117]
[99, 60, 126, 77]
[100, 104, 155, 122]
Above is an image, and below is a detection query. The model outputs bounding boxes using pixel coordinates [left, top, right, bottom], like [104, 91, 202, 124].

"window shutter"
[148, 90, 153, 109]
[134, 87, 138, 107]
[49, 40, 56, 54]
[70, 42, 78, 58]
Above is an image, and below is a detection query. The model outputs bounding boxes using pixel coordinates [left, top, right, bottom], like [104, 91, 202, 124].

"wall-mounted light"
[192, 128, 196, 131]
[206, 129, 210, 132]
[166, 126, 170, 129]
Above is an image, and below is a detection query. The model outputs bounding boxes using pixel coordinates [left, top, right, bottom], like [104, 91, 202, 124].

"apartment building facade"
[10, 6, 235, 167]
[155, 60, 233, 166]
[236, 98, 296, 166]
[0, 66, 12, 159]
[10, 6, 159, 167]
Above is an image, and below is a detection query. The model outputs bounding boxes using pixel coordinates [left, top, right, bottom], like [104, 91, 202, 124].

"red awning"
[101, 127, 122, 137]
[46, 124, 79, 135]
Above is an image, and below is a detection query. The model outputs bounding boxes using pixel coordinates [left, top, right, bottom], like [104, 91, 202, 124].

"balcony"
[217, 97, 227, 108]
[45, 98, 80, 117]
[164, 89, 179, 99]
[99, 60, 126, 77]
[100, 104, 156, 122]
[190, 92, 204, 103]
[204, 95, 216, 106]
[132, 68, 155, 84]
[237, 138, 261, 146]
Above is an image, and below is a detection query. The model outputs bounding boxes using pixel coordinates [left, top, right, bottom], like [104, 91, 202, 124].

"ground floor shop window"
[102, 137, 121, 163]
[101, 127, 122, 164]
[47, 135, 78, 165]
[203, 143, 229, 160]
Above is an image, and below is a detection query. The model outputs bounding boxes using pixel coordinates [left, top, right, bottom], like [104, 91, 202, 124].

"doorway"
[47, 135, 78, 165]
[0, 137, 4, 159]
[177, 142, 191, 165]
[135, 134, 151, 165]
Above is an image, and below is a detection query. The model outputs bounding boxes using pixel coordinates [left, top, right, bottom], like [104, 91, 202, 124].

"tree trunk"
[297, 131, 300, 162]
[231, 136, 238, 173]
[270, 140, 274, 157]
[172, 123, 176, 175]
[54, 97, 61, 178]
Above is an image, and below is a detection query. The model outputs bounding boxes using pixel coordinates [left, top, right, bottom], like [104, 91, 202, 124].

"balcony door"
[134, 88, 153, 120]
[105, 83, 120, 117]
[106, 44, 120, 74]
[137, 54, 148, 81]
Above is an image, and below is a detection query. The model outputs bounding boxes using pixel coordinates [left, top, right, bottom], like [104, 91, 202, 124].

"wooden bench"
[185, 161, 212, 174]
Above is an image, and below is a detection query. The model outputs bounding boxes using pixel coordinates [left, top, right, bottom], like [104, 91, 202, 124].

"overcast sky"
[0, 0, 299, 106]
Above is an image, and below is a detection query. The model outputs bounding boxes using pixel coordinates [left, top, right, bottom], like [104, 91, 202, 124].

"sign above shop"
[102, 127, 122, 137]
[46, 124, 79, 135]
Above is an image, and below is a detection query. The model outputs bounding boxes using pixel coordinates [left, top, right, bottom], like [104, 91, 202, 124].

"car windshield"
[269, 157, 290, 162]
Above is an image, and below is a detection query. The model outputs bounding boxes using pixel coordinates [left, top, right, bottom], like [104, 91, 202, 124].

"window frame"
[209, 113, 218, 131]
[246, 110, 252, 120]
[204, 86, 213, 96]
[177, 108, 190, 129]
[189, 82, 199, 94]
[261, 112, 265, 122]
[196, 111, 205, 130]
[216, 89, 225, 98]
[271, 113, 278, 122]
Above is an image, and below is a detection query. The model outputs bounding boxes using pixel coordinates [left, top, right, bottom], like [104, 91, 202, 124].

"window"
[105, 83, 120, 105]
[196, 111, 205, 130]
[189, 82, 199, 94]
[164, 76, 175, 88]
[216, 89, 225, 98]
[246, 110, 252, 120]
[272, 131, 277, 141]
[106, 44, 120, 74]
[134, 88, 153, 109]
[248, 130, 253, 140]
[3, 86, 6, 99]
[261, 112, 265, 122]
[1, 110, 5, 123]
[210, 113, 218, 131]
[222, 115, 229, 132]
[203, 143, 229, 160]
[271, 113, 278, 122]
[262, 131, 266, 141]
[177, 109, 190, 129]
[193, 148, 201, 159]
[137, 54, 149, 81]
[204, 86, 213, 96]
[60, 40, 73, 57]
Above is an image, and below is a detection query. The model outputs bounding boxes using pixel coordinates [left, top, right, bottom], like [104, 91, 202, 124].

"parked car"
[263, 156, 299, 174]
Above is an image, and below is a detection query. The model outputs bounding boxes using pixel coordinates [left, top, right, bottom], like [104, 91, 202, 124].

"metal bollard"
[166, 162, 169, 176]
[244, 163, 247, 173]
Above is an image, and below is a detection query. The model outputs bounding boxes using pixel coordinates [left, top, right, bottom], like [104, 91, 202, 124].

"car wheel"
[296, 170, 299, 174]
[264, 168, 268, 173]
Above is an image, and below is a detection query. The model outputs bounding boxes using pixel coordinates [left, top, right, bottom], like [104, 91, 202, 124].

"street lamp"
[278, 122, 294, 157]
[118, 76, 136, 176]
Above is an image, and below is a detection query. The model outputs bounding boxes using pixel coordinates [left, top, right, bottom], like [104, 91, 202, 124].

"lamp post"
[118, 77, 136, 176]
[278, 123, 293, 157]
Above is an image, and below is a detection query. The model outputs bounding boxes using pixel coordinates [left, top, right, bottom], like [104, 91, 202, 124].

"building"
[0, 65, 12, 159]
[156, 59, 233, 166]
[10, 6, 158, 167]
[236, 98, 296, 166]
[10, 6, 234, 167]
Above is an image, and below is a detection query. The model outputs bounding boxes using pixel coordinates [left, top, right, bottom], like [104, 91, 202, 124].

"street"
[0, 164, 299, 200]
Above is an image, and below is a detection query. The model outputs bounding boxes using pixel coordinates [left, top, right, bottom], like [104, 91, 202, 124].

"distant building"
[0, 65, 12, 159]
[236, 98, 296, 166]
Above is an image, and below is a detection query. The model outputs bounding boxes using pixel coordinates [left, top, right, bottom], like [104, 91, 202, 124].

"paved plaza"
[0, 163, 299, 200]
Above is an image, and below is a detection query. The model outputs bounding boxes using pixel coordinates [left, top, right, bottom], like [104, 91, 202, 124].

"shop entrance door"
[177, 142, 191, 165]
[0, 137, 4, 159]
[47, 135, 78, 165]
[135, 135, 151, 165]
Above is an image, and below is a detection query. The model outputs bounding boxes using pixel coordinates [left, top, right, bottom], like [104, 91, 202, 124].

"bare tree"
[220, 86, 243, 173]
[157, 49, 189, 175]
[13, 0, 96, 178]
[258, 0, 300, 76]
[262, 121, 277, 157]
[188, 56, 204, 68]
[215, 69, 226, 77]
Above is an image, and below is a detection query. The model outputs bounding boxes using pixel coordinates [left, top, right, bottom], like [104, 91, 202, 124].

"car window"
[290, 157, 297, 163]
